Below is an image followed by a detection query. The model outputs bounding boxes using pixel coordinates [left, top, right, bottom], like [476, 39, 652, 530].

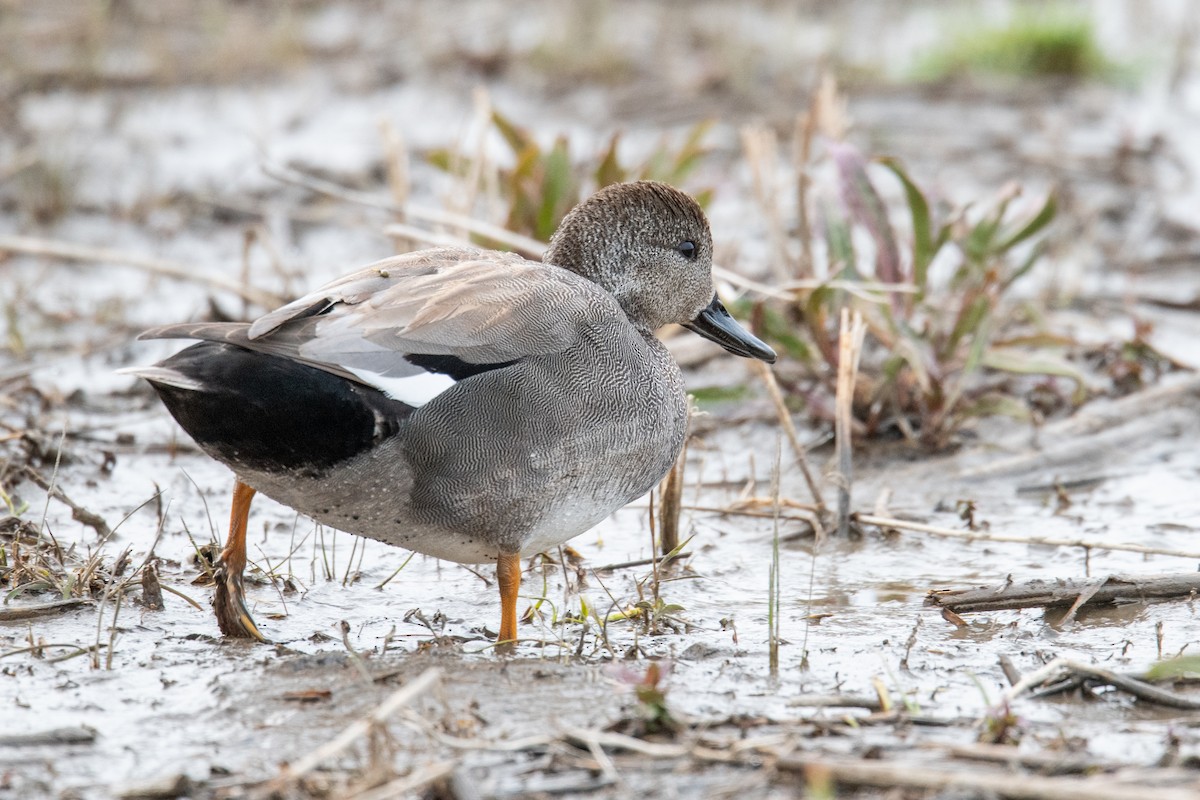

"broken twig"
[927, 572, 1200, 616]
[0, 235, 284, 309]
[0, 598, 92, 621]
[774, 753, 1197, 800]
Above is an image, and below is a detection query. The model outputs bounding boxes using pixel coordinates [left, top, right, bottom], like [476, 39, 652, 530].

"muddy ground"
[2, 2, 1200, 798]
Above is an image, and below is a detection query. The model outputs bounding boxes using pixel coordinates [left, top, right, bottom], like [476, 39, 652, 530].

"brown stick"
[21, 466, 111, 539]
[263, 160, 548, 257]
[593, 552, 692, 572]
[939, 742, 1103, 776]
[833, 309, 866, 538]
[0, 726, 97, 746]
[0, 234, 284, 309]
[752, 360, 825, 510]
[0, 598, 91, 621]
[774, 753, 1198, 800]
[657, 405, 689, 556]
[926, 572, 1200, 615]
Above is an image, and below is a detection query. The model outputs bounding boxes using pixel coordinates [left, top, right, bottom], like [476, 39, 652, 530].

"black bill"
[682, 294, 777, 363]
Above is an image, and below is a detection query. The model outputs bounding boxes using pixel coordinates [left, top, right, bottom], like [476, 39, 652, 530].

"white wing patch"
[347, 367, 456, 407]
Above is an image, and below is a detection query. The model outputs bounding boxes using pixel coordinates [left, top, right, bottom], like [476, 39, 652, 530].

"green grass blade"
[981, 347, 1088, 403]
[536, 137, 574, 240]
[878, 157, 935, 296]
[820, 201, 857, 276]
[996, 191, 1057, 252]
[491, 108, 532, 154]
[594, 133, 625, 188]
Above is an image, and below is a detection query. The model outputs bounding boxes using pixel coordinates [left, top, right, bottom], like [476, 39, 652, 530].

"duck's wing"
[138, 247, 619, 404]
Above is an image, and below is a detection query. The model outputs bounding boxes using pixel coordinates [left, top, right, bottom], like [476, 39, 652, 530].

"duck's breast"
[399, 318, 688, 554]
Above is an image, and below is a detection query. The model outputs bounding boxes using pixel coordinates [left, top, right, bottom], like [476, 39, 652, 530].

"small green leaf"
[962, 392, 1033, 421]
[426, 148, 456, 173]
[996, 190, 1057, 252]
[1146, 656, 1200, 681]
[1000, 239, 1049, 292]
[820, 202, 857, 275]
[491, 109, 532, 154]
[981, 347, 1089, 403]
[690, 384, 752, 406]
[945, 293, 992, 359]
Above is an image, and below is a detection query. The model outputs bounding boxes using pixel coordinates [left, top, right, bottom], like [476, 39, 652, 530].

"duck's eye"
[676, 240, 697, 260]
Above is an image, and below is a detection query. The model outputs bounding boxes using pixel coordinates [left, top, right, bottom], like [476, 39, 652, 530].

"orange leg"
[496, 551, 521, 651]
[212, 480, 267, 642]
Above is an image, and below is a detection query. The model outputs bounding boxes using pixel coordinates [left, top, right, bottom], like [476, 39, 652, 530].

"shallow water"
[3, 1, 1200, 797]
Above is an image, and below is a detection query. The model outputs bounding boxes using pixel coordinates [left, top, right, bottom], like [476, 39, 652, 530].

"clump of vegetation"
[916, 6, 1115, 82]
[429, 108, 712, 241]
[743, 127, 1085, 449]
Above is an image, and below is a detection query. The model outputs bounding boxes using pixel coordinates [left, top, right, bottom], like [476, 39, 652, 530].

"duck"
[126, 180, 776, 647]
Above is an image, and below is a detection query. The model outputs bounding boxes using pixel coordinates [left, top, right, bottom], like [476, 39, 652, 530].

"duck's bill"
[683, 295, 777, 363]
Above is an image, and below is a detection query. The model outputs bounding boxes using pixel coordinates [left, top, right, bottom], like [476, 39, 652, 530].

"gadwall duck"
[127, 181, 776, 646]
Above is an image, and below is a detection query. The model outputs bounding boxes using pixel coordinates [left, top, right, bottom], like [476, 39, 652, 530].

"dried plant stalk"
[656, 401, 691, 556]
[834, 309, 866, 538]
[752, 360, 825, 511]
[739, 124, 794, 280]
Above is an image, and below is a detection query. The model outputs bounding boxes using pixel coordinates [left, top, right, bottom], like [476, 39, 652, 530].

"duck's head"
[544, 181, 776, 363]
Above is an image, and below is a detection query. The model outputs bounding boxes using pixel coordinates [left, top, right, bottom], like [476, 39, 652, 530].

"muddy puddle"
[3, 2, 1200, 798]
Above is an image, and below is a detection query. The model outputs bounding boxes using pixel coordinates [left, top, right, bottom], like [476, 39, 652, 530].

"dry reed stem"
[811, 72, 851, 140]
[262, 160, 546, 257]
[0, 598, 91, 621]
[593, 552, 692, 572]
[856, 513, 1200, 560]
[834, 309, 866, 538]
[1001, 658, 1200, 710]
[0, 235, 284, 309]
[379, 119, 409, 210]
[768, 439, 782, 675]
[657, 401, 691, 556]
[751, 360, 825, 513]
[379, 118, 415, 254]
[774, 752, 1196, 800]
[549, 722, 1194, 800]
[560, 725, 689, 759]
[739, 125, 794, 280]
[663, 502, 824, 534]
[457, 87, 492, 233]
[792, 107, 816, 278]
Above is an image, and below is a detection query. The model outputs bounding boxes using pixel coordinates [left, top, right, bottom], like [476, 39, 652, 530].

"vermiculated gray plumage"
[128, 181, 772, 566]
